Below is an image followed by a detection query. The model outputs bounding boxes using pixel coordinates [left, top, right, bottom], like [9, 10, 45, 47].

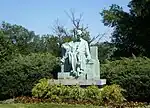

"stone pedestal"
[58, 72, 74, 79]
[55, 46, 106, 86]
[49, 79, 106, 86]
[86, 46, 100, 80]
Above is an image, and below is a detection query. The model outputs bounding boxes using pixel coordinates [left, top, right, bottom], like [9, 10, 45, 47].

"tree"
[41, 35, 61, 57]
[0, 30, 16, 64]
[65, 10, 93, 43]
[0, 21, 37, 55]
[53, 10, 103, 45]
[96, 42, 117, 63]
[101, 0, 150, 57]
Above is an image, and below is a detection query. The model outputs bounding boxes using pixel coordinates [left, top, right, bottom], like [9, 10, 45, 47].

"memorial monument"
[50, 29, 106, 85]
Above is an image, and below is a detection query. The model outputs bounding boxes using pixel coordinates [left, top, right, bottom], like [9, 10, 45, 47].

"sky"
[0, 0, 130, 42]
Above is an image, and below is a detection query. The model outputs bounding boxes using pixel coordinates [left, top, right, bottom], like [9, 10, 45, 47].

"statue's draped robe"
[62, 38, 91, 76]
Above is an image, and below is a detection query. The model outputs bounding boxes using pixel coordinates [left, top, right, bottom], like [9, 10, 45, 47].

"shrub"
[101, 57, 150, 102]
[85, 85, 101, 100]
[32, 78, 70, 101]
[0, 53, 59, 100]
[32, 79, 85, 101]
[32, 78, 49, 98]
[32, 78, 125, 105]
[100, 84, 126, 104]
[67, 85, 86, 101]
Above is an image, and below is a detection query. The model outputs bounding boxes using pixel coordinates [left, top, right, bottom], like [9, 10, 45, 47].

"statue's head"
[76, 29, 82, 35]
[74, 29, 82, 41]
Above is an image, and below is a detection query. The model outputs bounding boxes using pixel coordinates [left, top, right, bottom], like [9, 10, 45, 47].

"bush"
[85, 85, 101, 100]
[32, 78, 125, 105]
[32, 79, 85, 101]
[0, 53, 59, 100]
[32, 78, 50, 98]
[101, 84, 126, 104]
[101, 57, 150, 102]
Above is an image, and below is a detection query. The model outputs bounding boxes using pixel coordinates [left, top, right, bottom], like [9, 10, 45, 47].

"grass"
[0, 103, 101, 108]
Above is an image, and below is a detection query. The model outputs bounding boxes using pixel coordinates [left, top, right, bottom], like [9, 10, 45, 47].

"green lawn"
[0, 103, 101, 108]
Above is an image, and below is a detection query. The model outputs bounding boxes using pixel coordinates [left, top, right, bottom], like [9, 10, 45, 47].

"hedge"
[101, 57, 150, 102]
[0, 53, 59, 100]
[31, 78, 125, 105]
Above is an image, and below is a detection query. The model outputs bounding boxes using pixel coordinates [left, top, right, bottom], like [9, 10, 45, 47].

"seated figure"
[61, 29, 91, 79]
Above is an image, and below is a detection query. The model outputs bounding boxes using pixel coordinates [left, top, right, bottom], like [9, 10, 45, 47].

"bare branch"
[65, 9, 83, 30]
[52, 19, 69, 37]
[90, 34, 101, 43]
[89, 33, 107, 44]
[96, 33, 106, 43]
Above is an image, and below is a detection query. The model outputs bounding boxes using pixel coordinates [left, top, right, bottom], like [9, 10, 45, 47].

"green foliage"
[96, 42, 117, 63]
[0, 21, 92, 58]
[32, 78, 49, 98]
[0, 53, 58, 100]
[32, 79, 125, 105]
[68, 85, 86, 101]
[30, 35, 62, 57]
[101, 4, 123, 27]
[0, 31, 16, 64]
[85, 85, 101, 100]
[101, 84, 126, 104]
[45, 84, 69, 100]
[0, 22, 62, 56]
[1, 21, 37, 55]
[101, 57, 150, 102]
[32, 81, 85, 101]
[101, 0, 150, 57]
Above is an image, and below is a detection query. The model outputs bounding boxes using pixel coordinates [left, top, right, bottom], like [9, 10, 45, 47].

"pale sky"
[0, 0, 130, 42]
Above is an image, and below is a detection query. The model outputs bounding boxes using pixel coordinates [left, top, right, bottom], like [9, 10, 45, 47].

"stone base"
[58, 72, 100, 80]
[58, 72, 74, 79]
[48, 79, 106, 86]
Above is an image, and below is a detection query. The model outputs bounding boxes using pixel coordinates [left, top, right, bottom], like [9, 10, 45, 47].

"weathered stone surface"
[86, 46, 100, 80]
[59, 46, 101, 80]
[58, 72, 74, 79]
[48, 79, 106, 85]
